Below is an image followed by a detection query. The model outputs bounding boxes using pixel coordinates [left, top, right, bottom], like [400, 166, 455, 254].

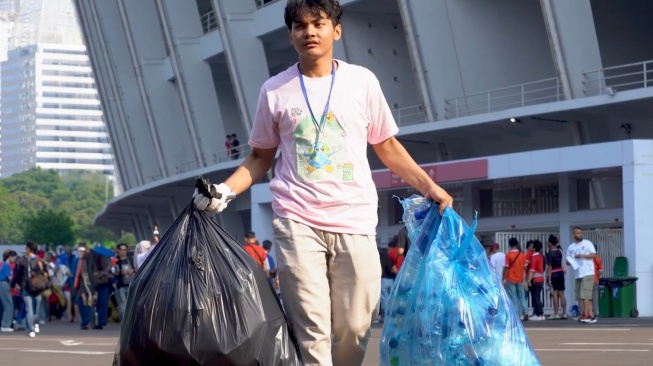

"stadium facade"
[74, 0, 653, 316]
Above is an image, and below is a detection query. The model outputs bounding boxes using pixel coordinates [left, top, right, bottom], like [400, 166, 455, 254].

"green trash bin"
[611, 277, 638, 318]
[606, 256, 638, 318]
[598, 282, 612, 318]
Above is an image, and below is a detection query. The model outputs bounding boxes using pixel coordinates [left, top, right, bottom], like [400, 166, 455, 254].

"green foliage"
[116, 231, 137, 247]
[23, 209, 75, 249]
[0, 186, 23, 244]
[0, 167, 134, 247]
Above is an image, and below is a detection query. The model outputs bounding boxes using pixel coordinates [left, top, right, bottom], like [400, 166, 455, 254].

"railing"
[255, 0, 281, 9]
[212, 145, 252, 164]
[444, 77, 563, 119]
[583, 60, 653, 96]
[200, 9, 218, 34]
[392, 104, 428, 126]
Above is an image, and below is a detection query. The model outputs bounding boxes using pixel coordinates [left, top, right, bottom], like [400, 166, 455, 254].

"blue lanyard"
[298, 62, 336, 143]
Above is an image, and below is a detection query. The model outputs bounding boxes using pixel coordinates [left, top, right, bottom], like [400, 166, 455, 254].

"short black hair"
[548, 234, 558, 246]
[117, 243, 128, 250]
[262, 240, 273, 250]
[26, 240, 38, 254]
[3, 250, 17, 261]
[508, 238, 519, 248]
[284, 0, 343, 30]
[245, 231, 256, 239]
[533, 240, 543, 252]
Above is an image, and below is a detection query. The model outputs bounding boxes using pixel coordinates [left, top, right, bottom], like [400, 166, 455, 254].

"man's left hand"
[424, 184, 453, 215]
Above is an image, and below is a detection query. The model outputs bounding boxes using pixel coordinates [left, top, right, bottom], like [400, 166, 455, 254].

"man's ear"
[334, 23, 342, 41]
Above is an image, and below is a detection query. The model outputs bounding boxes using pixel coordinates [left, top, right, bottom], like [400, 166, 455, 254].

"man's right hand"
[193, 183, 234, 213]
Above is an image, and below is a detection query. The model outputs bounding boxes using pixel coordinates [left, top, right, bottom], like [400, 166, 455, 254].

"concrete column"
[622, 140, 653, 316]
[212, 0, 270, 134]
[462, 184, 474, 223]
[542, 0, 603, 99]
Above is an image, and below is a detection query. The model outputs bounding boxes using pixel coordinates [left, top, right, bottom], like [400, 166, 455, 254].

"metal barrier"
[200, 9, 218, 34]
[444, 78, 563, 119]
[212, 145, 251, 164]
[392, 104, 428, 126]
[583, 60, 653, 96]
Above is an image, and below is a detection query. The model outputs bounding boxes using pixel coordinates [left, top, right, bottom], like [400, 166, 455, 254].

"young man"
[10, 241, 47, 337]
[566, 227, 597, 323]
[487, 243, 505, 282]
[546, 235, 567, 319]
[115, 243, 134, 320]
[192, 1, 452, 364]
[502, 238, 528, 321]
[243, 232, 269, 274]
[527, 240, 545, 321]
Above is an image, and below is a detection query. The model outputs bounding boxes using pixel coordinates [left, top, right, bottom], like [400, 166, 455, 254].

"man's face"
[573, 229, 583, 242]
[118, 246, 128, 258]
[289, 9, 341, 62]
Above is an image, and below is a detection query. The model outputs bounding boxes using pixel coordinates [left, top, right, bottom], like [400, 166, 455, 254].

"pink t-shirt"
[248, 60, 399, 235]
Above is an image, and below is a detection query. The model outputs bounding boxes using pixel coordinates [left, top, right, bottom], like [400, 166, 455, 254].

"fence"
[392, 104, 428, 126]
[495, 229, 623, 312]
[444, 78, 563, 119]
[583, 59, 653, 96]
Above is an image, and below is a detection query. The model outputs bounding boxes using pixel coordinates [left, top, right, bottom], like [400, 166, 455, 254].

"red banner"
[372, 159, 488, 189]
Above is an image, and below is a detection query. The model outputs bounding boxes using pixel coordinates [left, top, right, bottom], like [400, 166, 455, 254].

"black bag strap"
[508, 252, 522, 269]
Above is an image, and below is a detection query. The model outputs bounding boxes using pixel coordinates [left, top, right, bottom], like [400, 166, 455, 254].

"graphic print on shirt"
[294, 110, 353, 182]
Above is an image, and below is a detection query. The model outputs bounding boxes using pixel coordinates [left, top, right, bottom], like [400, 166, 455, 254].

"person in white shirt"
[488, 243, 506, 282]
[566, 227, 597, 323]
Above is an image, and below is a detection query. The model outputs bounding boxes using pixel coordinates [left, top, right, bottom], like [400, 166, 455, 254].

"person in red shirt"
[242, 232, 269, 276]
[527, 240, 545, 320]
[592, 246, 604, 317]
[387, 235, 404, 272]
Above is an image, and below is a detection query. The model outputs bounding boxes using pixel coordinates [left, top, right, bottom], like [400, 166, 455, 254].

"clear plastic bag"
[114, 179, 302, 366]
[380, 195, 541, 366]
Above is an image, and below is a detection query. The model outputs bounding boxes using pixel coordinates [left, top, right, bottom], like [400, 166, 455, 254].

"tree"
[117, 231, 137, 247]
[0, 186, 22, 244]
[23, 209, 75, 249]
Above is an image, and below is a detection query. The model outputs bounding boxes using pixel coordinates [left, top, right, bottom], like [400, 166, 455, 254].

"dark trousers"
[530, 282, 544, 316]
[76, 296, 92, 328]
[96, 284, 110, 327]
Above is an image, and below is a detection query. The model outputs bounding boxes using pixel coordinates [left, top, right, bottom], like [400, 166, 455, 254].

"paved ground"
[364, 317, 653, 366]
[1, 318, 651, 365]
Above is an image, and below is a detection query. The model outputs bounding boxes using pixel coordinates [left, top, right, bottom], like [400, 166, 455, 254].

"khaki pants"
[272, 216, 381, 366]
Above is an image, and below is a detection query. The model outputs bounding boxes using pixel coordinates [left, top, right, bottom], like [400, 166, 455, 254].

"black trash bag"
[114, 177, 302, 366]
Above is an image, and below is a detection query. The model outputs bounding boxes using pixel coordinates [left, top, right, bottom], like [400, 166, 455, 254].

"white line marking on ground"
[536, 349, 648, 352]
[20, 350, 113, 355]
[528, 328, 631, 331]
[561, 343, 653, 346]
[60, 340, 85, 346]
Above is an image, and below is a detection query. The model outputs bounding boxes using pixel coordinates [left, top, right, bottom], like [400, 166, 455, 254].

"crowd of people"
[487, 228, 603, 323]
[0, 228, 280, 339]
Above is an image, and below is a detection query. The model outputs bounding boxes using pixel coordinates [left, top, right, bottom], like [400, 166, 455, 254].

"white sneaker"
[530, 315, 544, 321]
[28, 331, 36, 338]
[0, 327, 14, 332]
[34, 324, 40, 333]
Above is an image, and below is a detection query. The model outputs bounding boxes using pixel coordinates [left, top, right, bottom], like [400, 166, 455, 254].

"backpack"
[87, 250, 113, 285]
[27, 258, 49, 293]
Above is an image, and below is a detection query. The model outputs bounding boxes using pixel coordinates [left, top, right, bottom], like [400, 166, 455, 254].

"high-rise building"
[0, 0, 114, 179]
[75, 0, 653, 316]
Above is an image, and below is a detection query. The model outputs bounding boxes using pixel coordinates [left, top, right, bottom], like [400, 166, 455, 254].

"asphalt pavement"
[1, 317, 651, 365]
